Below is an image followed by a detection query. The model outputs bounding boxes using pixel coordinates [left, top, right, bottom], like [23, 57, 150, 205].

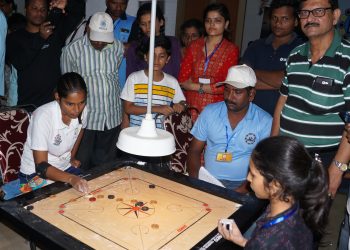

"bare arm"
[271, 95, 287, 136]
[123, 100, 174, 116]
[187, 138, 206, 178]
[70, 129, 84, 167]
[254, 70, 284, 90]
[180, 80, 214, 94]
[328, 129, 350, 198]
[33, 150, 88, 193]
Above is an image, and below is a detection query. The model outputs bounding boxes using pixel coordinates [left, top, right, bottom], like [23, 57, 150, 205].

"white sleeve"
[30, 110, 51, 151]
[80, 107, 88, 129]
[172, 78, 186, 103]
[120, 73, 136, 102]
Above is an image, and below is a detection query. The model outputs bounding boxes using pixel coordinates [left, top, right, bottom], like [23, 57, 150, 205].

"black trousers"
[76, 125, 121, 170]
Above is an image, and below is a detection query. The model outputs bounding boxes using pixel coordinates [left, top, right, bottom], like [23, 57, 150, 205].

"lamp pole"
[145, 0, 157, 118]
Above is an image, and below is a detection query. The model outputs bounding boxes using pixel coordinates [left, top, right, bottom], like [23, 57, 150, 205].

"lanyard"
[261, 205, 298, 229]
[225, 126, 235, 153]
[204, 39, 223, 74]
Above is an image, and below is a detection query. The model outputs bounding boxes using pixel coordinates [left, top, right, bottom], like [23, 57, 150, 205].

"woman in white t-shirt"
[19, 72, 89, 194]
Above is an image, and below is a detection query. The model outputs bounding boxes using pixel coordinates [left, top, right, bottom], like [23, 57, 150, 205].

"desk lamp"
[116, 0, 176, 157]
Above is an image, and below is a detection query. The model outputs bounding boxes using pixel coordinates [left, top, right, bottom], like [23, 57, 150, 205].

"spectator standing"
[241, 0, 304, 115]
[126, 3, 181, 80]
[6, 0, 85, 107]
[106, 0, 135, 89]
[61, 12, 124, 169]
[178, 3, 239, 122]
[179, 18, 204, 57]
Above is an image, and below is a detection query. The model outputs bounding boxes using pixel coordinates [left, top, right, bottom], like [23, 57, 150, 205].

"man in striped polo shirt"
[61, 12, 124, 169]
[271, 0, 350, 199]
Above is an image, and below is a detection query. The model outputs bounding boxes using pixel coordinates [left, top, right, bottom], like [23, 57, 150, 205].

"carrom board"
[26, 167, 240, 249]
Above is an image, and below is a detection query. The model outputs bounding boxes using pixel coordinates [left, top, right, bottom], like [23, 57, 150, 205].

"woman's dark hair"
[180, 18, 204, 47]
[251, 136, 329, 236]
[56, 72, 87, 99]
[203, 3, 231, 40]
[130, 2, 165, 43]
[137, 35, 171, 60]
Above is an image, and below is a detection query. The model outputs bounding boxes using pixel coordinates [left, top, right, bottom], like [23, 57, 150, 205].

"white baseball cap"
[89, 12, 114, 43]
[217, 64, 256, 88]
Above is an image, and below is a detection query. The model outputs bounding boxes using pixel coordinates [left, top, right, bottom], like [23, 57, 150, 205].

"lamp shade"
[117, 115, 176, 157]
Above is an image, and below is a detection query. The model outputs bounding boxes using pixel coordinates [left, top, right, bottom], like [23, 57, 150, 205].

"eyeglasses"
[298, 7, 332, 19]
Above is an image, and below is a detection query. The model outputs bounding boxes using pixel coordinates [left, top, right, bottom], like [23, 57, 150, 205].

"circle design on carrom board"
[131, 225, 149, 235]
[124, 187, 140, 195]
[26, 205, 34, 211]
[116, 201, 155, 218]
[167, 204, 183, 212]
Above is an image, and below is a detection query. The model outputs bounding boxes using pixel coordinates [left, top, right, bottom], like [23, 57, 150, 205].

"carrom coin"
[26, 205, 34, 211]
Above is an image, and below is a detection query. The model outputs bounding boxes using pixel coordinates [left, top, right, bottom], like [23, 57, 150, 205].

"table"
[0, 161, 266, 249]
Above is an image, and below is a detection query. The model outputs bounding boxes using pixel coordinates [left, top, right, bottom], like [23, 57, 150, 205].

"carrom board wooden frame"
[27, 167, 240, 249]
[0, 163, 267, 249]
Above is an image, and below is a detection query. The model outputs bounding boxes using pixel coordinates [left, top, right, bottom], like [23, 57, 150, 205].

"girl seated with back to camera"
[218, 136, 330, 249]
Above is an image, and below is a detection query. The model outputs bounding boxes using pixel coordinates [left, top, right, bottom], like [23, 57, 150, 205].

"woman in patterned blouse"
[178, 3, 239, 122]
[218, 136, 329, 249]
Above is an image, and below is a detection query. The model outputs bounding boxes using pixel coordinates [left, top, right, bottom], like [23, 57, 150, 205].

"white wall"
[86, 0, 178, 36]
[16, 0, 178, 35]
[240, 0, 264, 56]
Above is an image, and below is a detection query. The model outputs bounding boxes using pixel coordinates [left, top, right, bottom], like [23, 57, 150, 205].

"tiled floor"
[0, 193, 347, 249]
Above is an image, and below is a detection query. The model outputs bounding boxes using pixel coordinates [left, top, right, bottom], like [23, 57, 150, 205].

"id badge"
[216, 152, 233, 162]
[199, 77, 211, 84]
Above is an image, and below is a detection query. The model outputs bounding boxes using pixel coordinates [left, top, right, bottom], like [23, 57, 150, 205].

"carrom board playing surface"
[26, 167, 240, 249]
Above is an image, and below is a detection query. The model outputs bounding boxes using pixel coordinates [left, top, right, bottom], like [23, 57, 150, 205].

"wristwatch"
[333, 159, 349, 172]
[198, 84, 204, 94]
[179, 101, 189, 110]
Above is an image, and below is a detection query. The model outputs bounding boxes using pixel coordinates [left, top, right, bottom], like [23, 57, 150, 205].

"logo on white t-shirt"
[53, 134, 62, 146]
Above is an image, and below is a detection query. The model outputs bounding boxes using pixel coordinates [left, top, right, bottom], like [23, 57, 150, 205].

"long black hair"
[251, 136, 329, 236]
[128, 2, 165, 43]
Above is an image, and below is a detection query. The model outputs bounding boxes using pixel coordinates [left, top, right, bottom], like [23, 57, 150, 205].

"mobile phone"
[339, 111, 350, 123]
[47, 7, 62, 27]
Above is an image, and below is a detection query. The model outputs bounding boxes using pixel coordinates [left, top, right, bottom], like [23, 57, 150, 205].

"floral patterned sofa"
[0, 108, 30, 184]
[163, 109, 197, 174]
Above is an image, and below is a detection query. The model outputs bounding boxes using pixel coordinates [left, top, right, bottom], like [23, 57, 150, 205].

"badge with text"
[199, 77, 211, 84]
[216, 152, 233, 162]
